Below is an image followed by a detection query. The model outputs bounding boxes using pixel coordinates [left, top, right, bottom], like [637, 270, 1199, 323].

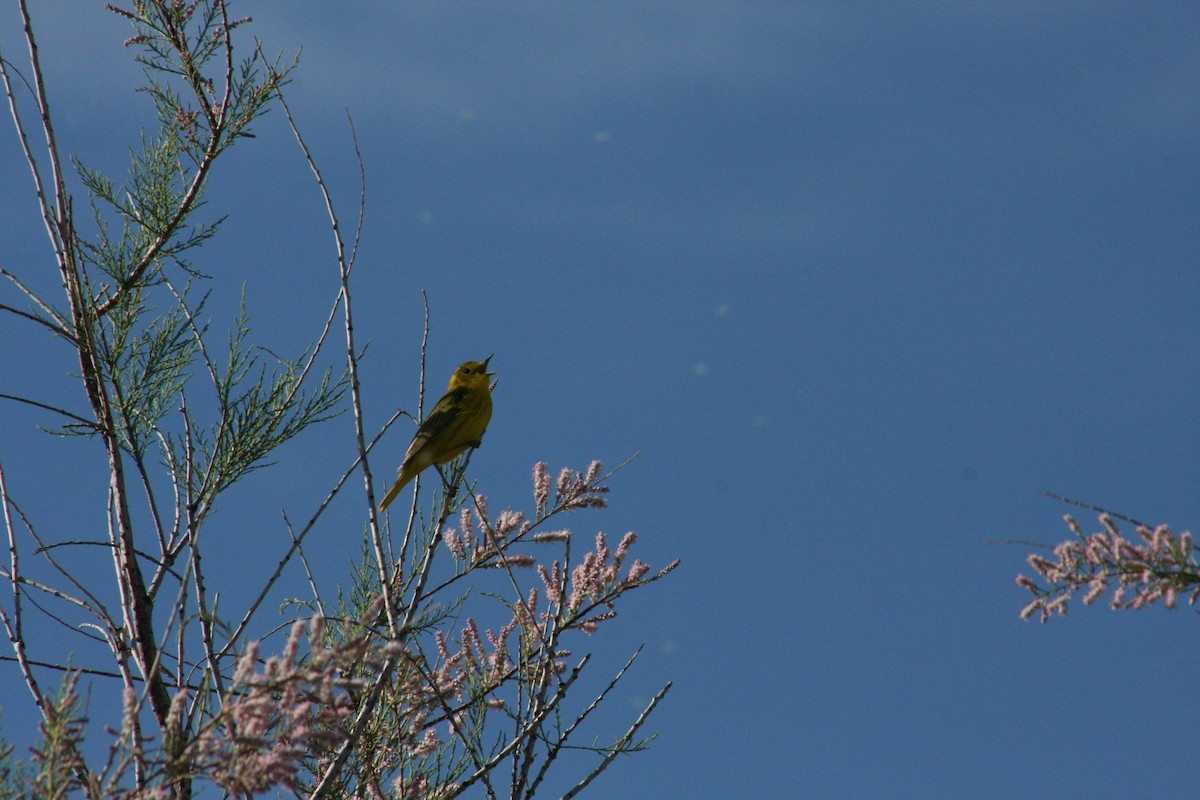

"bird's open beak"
[482, 354, 495, 376]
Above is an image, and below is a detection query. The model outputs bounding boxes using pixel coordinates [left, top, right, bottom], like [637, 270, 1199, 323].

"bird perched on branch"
[378, 356, 495, 511]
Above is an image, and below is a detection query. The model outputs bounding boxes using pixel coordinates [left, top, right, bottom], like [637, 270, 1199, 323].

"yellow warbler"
[378, 356, 495, 511]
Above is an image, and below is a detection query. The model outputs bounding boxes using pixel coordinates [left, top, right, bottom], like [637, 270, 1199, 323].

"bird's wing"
[402, 387, 469, 465]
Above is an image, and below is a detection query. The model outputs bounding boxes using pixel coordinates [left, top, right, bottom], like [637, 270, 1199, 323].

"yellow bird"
[379, 356, 495, 511]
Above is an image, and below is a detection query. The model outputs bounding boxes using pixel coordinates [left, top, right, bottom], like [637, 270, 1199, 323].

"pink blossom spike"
[533, 461, 550, 512]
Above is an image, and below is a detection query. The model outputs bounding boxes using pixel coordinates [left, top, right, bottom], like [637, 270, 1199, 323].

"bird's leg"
[436, 464, 458, 501]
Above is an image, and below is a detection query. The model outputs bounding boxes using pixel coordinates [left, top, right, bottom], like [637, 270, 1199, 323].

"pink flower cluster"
[441, 497, 534, 566]
[548, 531, 678, 633]
[180, 617, 354, 794]
[177, 612, 494, 795]
[421, 461, 679, 752]
[542, 460, 609, 514]
[450, 616, 518, 691]
[570, 532, 641, 605]
[1017, 513, 1198, 622]
[532, 459, 607, 517]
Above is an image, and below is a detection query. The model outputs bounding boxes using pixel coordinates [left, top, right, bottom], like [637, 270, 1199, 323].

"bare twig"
[283, 509, 325, 617]
[452, 654, 592, 799]
[0, 392, 95, 427]
[270, 76, 395, 643]
[561, 680, 672, 799]
[527, 646, 645, 796]
[0, 266, 71, 332]
[393, 293, 433, 581]
[0, 461, 47, 714]
[1037, 491, 1149, 529]
[0, 5, 68, 266]
[221, 418, 402, 655]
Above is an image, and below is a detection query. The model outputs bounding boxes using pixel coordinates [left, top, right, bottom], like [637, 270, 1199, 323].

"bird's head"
[448, 355, 495, 390]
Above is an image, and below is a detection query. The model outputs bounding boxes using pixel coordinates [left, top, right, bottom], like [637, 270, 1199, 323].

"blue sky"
[2, 3, 1199, 798]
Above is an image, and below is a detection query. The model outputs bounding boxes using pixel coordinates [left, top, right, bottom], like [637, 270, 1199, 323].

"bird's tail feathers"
[378, 471, 413, 511]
